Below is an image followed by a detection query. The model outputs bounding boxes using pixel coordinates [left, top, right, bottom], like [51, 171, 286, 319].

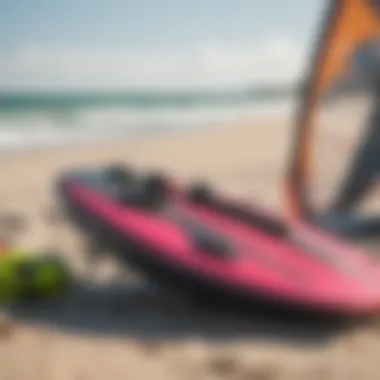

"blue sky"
[0, 0, 326, 90]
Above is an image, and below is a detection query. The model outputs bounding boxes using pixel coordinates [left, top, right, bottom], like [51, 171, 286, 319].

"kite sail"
[286, 0, 380, 238]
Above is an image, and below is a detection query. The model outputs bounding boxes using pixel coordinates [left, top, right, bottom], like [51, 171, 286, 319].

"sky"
[0, 0, 326, 91]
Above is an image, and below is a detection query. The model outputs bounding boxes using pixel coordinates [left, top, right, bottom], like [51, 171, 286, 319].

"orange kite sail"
[286, 0, 380, 220]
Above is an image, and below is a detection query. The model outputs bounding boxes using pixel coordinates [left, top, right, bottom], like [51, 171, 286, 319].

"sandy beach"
[1, 113, 380, 380]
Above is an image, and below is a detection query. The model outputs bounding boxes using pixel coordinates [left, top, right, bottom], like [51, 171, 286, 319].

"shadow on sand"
[10, 277, 348, 345]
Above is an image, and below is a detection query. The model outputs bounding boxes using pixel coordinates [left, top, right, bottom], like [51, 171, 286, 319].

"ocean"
[0, 89, 295, 152]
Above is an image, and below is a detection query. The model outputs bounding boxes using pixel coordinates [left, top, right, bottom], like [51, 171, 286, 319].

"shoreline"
[0, 100, 295, 153]
[0, 113, 289, 158]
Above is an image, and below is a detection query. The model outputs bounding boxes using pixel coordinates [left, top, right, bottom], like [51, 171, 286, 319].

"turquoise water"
[0, 86, 293, 111]
[0, 87, 295, 151]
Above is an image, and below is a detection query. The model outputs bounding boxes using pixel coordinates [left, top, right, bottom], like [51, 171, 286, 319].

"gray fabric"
[333, 99, 380, 212]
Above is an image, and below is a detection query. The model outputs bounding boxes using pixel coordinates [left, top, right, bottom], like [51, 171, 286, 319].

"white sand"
[1, 113, 380, 380]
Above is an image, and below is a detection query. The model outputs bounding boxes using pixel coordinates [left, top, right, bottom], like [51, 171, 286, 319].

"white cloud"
[0, 36, 306, 91]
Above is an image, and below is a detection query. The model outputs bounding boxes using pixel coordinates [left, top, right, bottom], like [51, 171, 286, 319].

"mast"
[285, 0, 339, 220]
